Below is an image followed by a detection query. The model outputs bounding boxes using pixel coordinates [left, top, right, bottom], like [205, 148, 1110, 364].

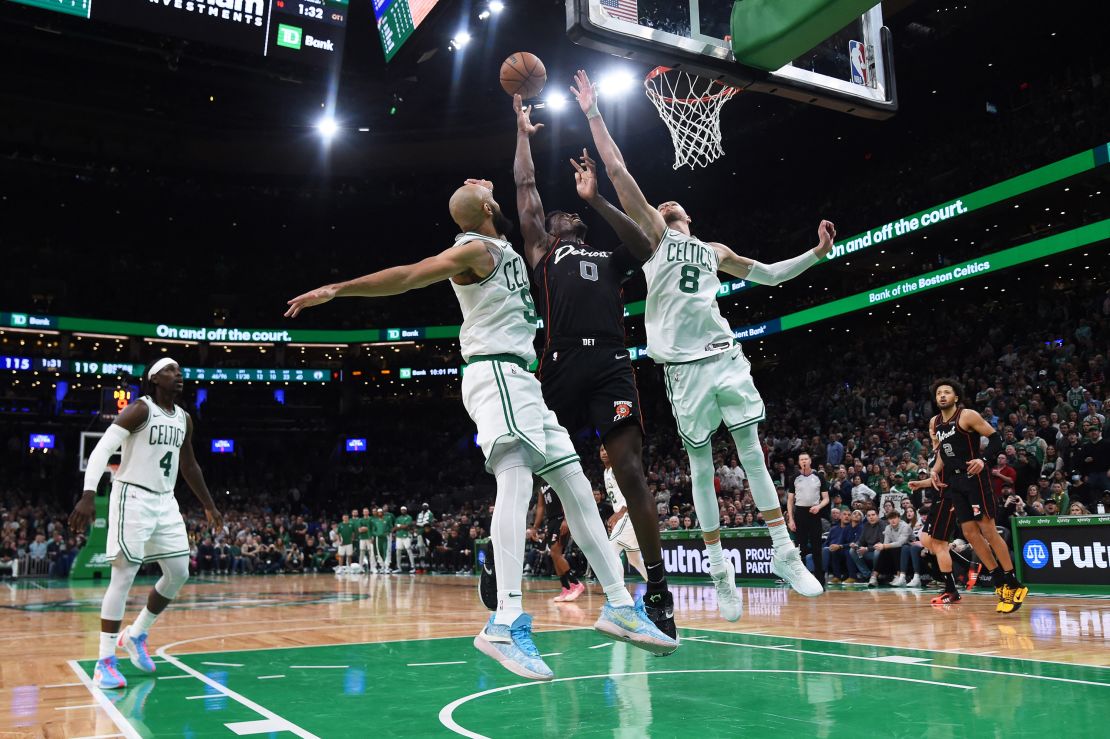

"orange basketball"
[500, 52, 547, 99]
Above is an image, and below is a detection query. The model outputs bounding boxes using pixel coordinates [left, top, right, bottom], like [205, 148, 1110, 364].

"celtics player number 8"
[678, 265, 700, 294]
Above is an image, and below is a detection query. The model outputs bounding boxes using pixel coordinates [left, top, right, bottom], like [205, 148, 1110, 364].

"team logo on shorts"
[613, 400, 633, 421]
[971, 504, 981, 517]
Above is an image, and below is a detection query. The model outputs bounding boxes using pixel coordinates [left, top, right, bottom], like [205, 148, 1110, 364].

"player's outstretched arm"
[571, 70, 666, 245]
[68, 401, 148, 532]
[513, 94, 549, 269]
[284, 240, 496, 317]
[181, 413, 223, 532]
[715, 220, 837, 283]
[571, 149, 652, 261]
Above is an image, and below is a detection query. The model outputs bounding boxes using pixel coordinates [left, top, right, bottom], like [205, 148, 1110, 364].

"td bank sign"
[276, 23, 336, 51]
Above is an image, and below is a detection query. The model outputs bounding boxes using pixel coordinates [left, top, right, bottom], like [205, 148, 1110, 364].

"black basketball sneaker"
[643, 589, 678, 651]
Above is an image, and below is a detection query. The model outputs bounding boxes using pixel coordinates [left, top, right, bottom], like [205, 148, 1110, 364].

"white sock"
[494, 590, 524, 626]
[132, 607, 158, 636]
[99, 632, 119, 660]
[706, 540, 725, 572]
[490, 443, 533, 626]
[543, 464, 633, 608]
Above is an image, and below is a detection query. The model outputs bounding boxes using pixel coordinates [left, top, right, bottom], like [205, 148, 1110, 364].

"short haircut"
[887, 511, 901, 520]
[931, 378, 964, 403]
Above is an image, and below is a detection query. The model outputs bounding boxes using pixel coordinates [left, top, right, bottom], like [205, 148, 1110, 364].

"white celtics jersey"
[450, 232, 538, 364]
[603, 467, 627, 511]
[642, 228, 735, 363]
[114, 396, 187, 494]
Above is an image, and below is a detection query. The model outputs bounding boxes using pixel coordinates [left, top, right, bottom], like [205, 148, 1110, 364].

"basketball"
[500, 52, 547, 99]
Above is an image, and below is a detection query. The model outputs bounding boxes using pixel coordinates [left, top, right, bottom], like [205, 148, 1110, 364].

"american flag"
[600, 0, 638, 23]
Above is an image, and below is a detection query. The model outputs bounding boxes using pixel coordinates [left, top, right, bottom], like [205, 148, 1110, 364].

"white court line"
[155, 647, 320, 739]
[289, 665, 348, 669]
[588, 643, 613, 649]
[408, 661, 466, 667]
[437, 670, 975, 739]
[157, 675, 193, 680]
[66, 661, 142, 739]
[690, 637, 1110, 688]
[683, 626, 1110, 671]
[43, 682, 83, 688]
[55, 704, 98, 711]
[257, 675, 286, 680]
[539, 653, 562, 657]
[186, 694, 226, 700]
[157, 624, 585, 657]
[201, 662, 244, 667]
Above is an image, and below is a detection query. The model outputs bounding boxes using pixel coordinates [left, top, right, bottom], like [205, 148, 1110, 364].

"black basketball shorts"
[538, 343, 643, 440]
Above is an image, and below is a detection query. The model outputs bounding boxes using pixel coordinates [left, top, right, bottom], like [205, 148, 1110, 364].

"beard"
[492, 208, 515, 238]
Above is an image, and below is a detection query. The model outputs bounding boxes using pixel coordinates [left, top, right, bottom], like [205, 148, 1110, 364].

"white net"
[644, 67, 739, 170]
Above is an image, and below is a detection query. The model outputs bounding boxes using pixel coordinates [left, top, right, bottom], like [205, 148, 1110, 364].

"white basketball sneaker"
[710, 560, 742, 622]
[772, 547, 825, 597]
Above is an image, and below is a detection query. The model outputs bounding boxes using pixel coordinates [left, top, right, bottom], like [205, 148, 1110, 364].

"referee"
[788, 453, 829, 589]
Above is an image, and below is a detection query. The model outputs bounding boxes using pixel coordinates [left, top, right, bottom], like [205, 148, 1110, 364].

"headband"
[147, 357, 179, 379]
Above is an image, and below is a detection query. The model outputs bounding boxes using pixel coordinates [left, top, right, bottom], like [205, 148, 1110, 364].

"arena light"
[316, 115, 338, 141]
[479, 10, 490, 20]
[490, 1, 505, 12]
[450, 31, 472, 50]
[546, 92, 568, 111]
[597, 69, 636, 96]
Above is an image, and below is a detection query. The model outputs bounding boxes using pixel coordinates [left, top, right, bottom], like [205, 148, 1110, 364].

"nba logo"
[849, 40, 868, 86]
[1023, 539, 1048, 569]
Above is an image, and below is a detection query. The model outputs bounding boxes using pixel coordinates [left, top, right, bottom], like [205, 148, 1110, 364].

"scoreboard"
[375, 0, 443, 62]
[9, 0, 347, 66]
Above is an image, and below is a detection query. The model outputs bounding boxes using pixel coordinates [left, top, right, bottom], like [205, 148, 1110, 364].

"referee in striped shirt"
[788, 453, 829, 589]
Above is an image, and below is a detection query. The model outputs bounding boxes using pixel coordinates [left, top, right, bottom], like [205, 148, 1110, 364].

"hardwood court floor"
[1, 574, 1107, 737]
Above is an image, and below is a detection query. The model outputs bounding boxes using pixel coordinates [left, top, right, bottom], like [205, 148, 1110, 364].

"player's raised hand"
[285, 284, 339, 318]
[814, 219, 837, 257]
[571, 148, 598, 202]
[570, 69, 598, 116]
[514, 94, 544, 137]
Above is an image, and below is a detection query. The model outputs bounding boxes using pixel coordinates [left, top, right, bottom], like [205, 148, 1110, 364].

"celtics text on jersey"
[642, 228, 735, 364]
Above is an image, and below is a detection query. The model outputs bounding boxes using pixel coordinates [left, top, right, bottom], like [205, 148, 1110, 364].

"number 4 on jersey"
[159, 451, 173, 478]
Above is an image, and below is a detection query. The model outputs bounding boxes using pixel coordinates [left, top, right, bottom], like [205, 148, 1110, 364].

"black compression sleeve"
[983, 431, 1004, 462]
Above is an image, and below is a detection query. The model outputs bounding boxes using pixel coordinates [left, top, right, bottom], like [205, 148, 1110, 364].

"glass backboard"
[567, 0, 897, 119]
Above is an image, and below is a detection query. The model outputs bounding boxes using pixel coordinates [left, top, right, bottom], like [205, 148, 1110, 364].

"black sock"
[943, 571, 958, 592]
[991, 566, 1005, 582]
[560, 573, 571, 589]
[645, 561, 668, 592]
[567, 571, 580, 585]
[1005, 569, 1021, 587]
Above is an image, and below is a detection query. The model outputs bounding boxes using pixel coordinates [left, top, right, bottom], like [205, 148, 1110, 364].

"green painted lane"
[74, 627, 1108, 738]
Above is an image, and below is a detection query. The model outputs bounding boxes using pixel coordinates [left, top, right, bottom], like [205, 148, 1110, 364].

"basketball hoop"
[644, 67, 739, 170]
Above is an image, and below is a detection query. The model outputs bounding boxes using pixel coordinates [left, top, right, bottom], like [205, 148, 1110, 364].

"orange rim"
[644, 66, 739, 104]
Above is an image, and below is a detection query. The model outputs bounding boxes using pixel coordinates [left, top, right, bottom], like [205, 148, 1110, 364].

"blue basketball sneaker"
[594, 596, 679, 656]
[93, 655, 127, 690]
[473, 613, 553, 681]
[117, 627, 156, 673]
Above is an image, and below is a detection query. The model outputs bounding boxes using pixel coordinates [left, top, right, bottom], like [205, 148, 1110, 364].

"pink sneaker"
[553, 587, 571, 602]
[563, 582, 586, 602]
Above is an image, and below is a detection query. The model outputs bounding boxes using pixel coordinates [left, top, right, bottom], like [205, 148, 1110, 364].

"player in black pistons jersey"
[928, 379, 1028, 613]
[508, 94, 676, 639]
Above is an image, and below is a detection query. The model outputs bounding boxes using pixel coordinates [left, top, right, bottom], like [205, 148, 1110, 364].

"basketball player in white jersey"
[572, 69, 829, 618]
[285, 178, 677, 680]
[600, 445, 647, 581]
[69, 358, 223, 689]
